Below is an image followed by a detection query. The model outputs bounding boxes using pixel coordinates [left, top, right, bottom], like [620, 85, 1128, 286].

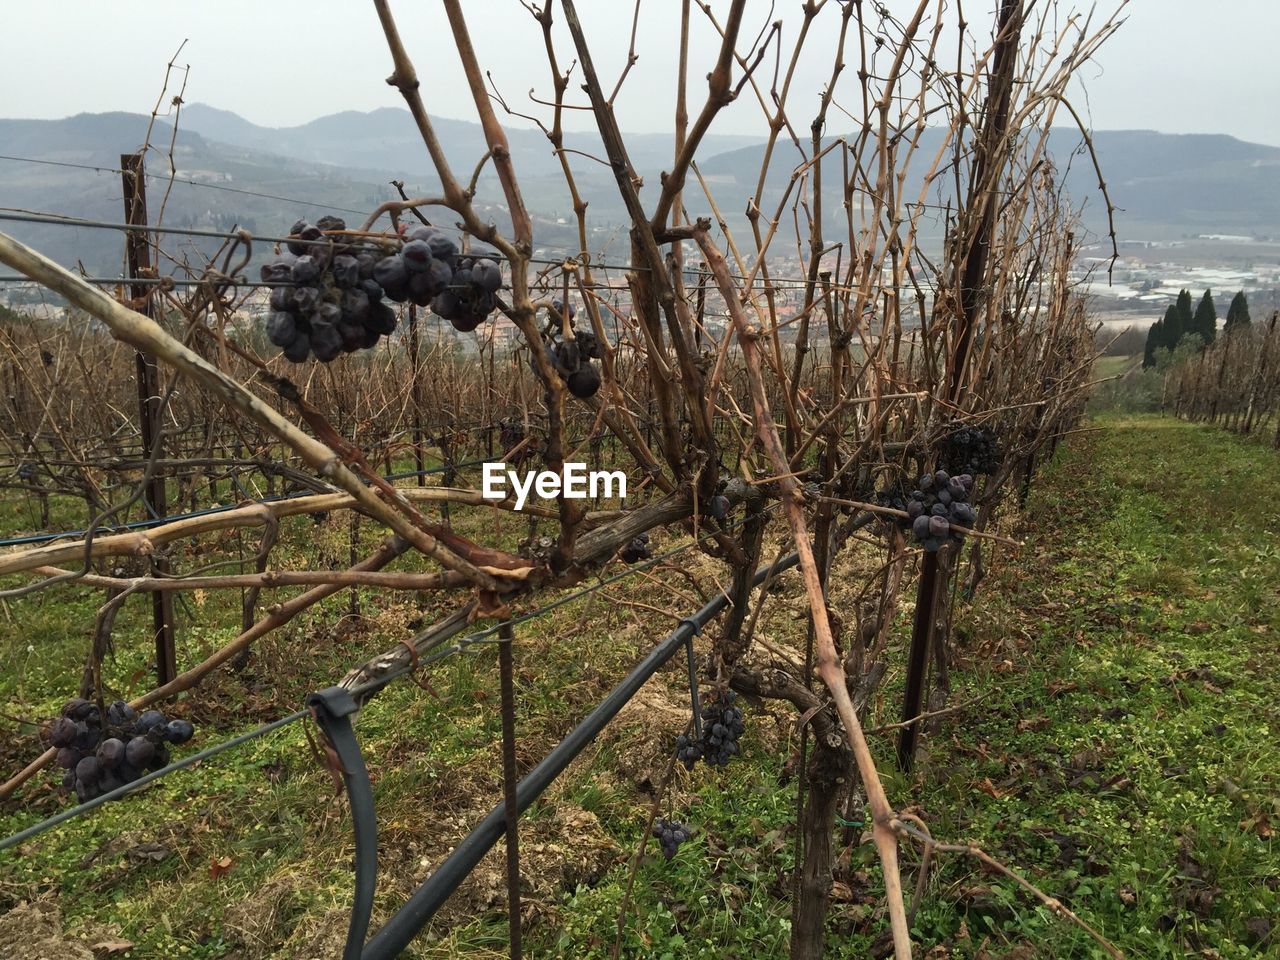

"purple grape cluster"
[429, 249, 504, 332]
[651, 818, 693, 859]
[905, 469, 977, 552]
[261, 217, 399, 363]
[674, 731, 701, 768]
[46, 698, 194, 804]
[538, 300, 605, 399]
[620, 531, 651, 564]
[938, 425, 1002, 476]
[675, 691, 745, 769]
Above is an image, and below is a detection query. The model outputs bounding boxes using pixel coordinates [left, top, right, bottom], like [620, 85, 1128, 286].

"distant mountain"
[177, 103, 773, 235]
[180, 102, 765, 187]
[3, 106, 1279, 281]
[695, 128, 1280, 240]
[168, 107, 1280, 242]
[0, 106, 763, 275]
[1068, 130, 1280, 235]
[0, 112, 517, 275]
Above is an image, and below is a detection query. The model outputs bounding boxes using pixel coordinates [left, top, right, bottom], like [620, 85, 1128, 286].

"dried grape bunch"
[675, 730, 702, 769]
[938, 425, 1002, 477]
[261, 217, 398, 363]
[904, 469, 977, 553]
[698, 691, 745, 767]
[651, 818, 694, 859]
[429, 246, 503, 333]
[46, 698, 195, 805]
[620, 531, 651, 564]
[874, 488, 913, 532]
[261, 220, 503, 362]
[675, 690, 746, 770]
[536, 299, 606, 399]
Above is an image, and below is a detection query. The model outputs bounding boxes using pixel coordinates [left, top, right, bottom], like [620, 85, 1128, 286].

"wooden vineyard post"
[120, 152, 178, 686]
[898, 0, 1023, 771]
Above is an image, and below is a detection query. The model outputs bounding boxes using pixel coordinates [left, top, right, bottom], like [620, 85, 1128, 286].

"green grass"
[1, 414, 1277, 958]
[893, 415, 1280, 958]
[1092, 355, 1139, 380]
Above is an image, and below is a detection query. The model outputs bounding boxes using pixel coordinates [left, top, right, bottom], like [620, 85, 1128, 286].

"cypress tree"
[1225, 290, 1251, 331]
[1160, 302, 1180, 351]
[1144, 304, 1177, 367]
[1174, 289, 1194, 346]
[1143, 314, 1164, 367]
[1193, 289, 1217, 344]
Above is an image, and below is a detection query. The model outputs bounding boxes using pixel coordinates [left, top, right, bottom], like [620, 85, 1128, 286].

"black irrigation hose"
[307, 687, 377, 960]
[0, 709, 308, 853]
[360, 547, 809, 959]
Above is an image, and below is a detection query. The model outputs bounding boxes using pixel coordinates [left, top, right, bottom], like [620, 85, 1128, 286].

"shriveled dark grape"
[290, 256, 321, 285]
[125, 736, 155, 768]
[165, 719, 195, 745]
[566, 364, 601, 399]
[97, 738, 125, 769]
[471, 258, 502, 293]
[136, 710, 166, 734]
[283, 332, 311, 363]
[267, 312, 297, 348]
[401, 239, 433, 273]
[75, 755, 101, 784]
[310, 320, 344, 363]
[48, 717, 78, 748]
[330, 254, 360, 288]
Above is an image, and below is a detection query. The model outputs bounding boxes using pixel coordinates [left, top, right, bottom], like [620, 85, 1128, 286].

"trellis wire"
[0, 210, 637, 272]
[0, 208, 941, 292]
[0, 153, 373, 216]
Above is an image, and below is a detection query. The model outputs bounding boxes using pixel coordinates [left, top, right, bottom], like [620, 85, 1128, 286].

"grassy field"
[0, 414, 1276, 958]
[902, 416, 1279, 957]
[1091, 355, 1139, 381]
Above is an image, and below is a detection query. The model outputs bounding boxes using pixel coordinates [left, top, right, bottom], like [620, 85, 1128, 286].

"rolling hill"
[695, 127, 1280, 241]
[2, 105, 1279, 279]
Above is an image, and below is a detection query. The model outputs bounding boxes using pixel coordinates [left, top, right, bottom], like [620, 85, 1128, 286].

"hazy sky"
[2, 1, 1279, 145]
